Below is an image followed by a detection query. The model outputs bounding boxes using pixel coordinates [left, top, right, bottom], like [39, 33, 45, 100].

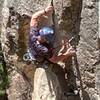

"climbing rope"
[50, 0, 55, 27]
[49, 0, 56, 35]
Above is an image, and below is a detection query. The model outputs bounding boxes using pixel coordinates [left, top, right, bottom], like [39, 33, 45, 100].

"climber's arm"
[49, 46, 76, 63]
[30, 6, 53, 27]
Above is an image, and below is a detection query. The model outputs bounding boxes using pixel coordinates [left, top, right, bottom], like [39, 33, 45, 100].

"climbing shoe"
[63, 89, 79, 96]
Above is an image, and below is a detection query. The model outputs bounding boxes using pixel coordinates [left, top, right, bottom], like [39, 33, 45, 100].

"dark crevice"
[6, 7, 20, 54]
[7, 7, 31, 60]
[59, 0, 84, 100]
[18, 14, 31, 60]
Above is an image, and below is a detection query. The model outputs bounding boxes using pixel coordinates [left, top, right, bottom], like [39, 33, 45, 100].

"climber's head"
[37, 26, 54, 43]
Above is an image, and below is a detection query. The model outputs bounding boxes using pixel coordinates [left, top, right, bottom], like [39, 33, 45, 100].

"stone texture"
[6, 70, 32, 100]
[77, 0, 100, 99]
[0, 0, 4, 28]
[32, 68, 61, 100]
[0, 0, 99, 100]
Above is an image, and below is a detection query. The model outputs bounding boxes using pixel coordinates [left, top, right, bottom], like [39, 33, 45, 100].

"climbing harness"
[23, 49, 36, 64]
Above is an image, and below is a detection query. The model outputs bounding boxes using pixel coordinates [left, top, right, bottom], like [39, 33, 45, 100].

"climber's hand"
[63, 46, 76, 56]
[61, 39, 70, 49]
[61, 39, 66, 46]
[45, 6, 53, 14]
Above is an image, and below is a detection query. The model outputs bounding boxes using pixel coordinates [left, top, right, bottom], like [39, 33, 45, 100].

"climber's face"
[37, 35, 47, 43]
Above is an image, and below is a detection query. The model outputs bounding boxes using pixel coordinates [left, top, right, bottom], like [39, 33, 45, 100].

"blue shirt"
[29, 27, 52, 60]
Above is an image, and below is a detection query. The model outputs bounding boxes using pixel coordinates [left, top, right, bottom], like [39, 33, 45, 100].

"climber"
[28, 5, 76, 64]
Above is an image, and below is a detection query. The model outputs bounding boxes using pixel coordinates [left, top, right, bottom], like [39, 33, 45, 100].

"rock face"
[6, 70, 32, 100]
[0, 0, 99, 100]
[77, 0, 99, 99]
[32, 68, 61, 100]
[0, 0, 3, 29]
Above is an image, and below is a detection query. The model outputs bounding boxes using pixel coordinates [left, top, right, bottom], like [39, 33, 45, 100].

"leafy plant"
[0, 44, 9, 97]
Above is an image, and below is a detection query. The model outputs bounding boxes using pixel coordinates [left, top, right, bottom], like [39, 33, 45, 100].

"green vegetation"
[0, 43, 9, 97]
[0, 0, 9, 96]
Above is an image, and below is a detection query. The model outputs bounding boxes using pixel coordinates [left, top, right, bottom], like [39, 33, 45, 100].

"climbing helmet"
[39, 26, 54, 43]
